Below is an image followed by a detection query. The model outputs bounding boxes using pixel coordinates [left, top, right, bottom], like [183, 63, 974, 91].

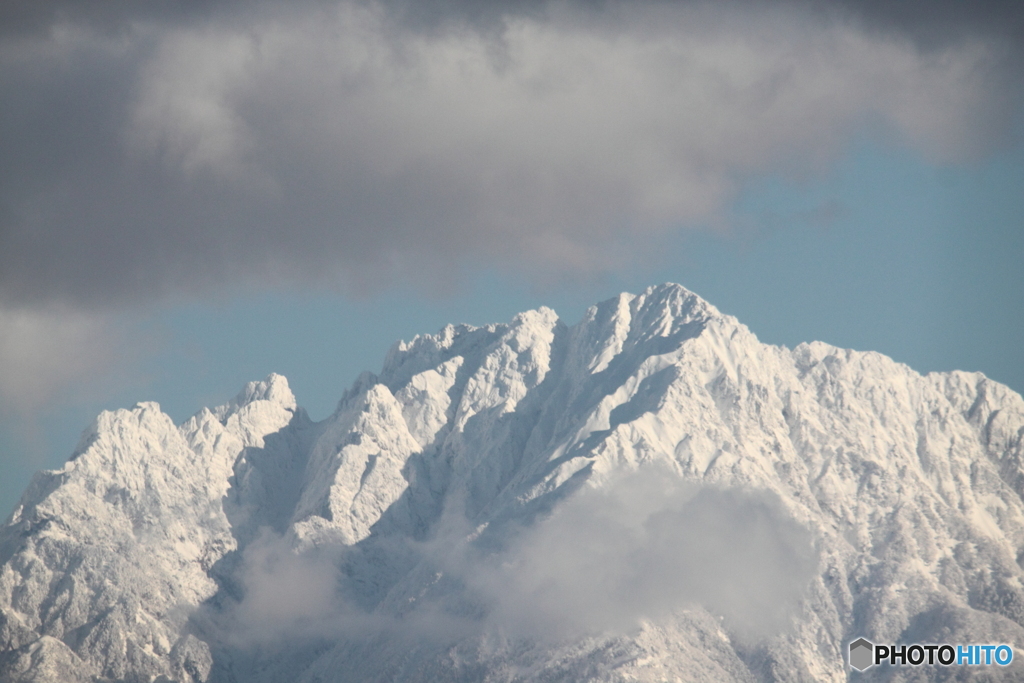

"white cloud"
[464, 469, 819, 641]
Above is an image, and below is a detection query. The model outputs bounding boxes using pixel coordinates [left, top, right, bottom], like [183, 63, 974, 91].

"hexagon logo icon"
[849, 638, 874, 671]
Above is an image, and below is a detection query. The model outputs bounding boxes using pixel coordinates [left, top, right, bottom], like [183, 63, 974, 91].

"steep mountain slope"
[0, 375, 308, 683]
[2, 284, 1023, 682]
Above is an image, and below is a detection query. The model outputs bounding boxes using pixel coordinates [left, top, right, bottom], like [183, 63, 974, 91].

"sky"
[1, 0, 1023, 518]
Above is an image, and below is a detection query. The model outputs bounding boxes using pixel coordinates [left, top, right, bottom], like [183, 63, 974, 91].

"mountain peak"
[633, 282, 721, 325]
[213, 372, 296, 422]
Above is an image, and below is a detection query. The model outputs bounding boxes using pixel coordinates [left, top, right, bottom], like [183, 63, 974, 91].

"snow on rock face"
[395, 356, 463, 448]
[0, 376, 301, 683]
[3, 284, 1024, 683]
[292, 383, 421, 546]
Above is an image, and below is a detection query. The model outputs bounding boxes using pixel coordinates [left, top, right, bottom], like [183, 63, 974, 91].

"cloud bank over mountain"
[1, 0, 1020, 310]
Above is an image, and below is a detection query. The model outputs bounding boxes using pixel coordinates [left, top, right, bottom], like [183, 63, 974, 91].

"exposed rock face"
[2, 284, 1023, 682]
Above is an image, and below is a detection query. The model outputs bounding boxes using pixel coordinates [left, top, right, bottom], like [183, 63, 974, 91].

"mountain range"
[2, 283, 1023, 682]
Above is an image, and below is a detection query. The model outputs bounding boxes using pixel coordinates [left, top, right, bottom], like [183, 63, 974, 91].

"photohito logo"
[848, 638, 1014, 671]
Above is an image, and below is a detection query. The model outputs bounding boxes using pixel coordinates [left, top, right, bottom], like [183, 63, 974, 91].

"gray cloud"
[829, 0, 1024, 51]
[5, 1, 1022, 44]
[0, 306, 135, 414]
[1, 0, 1018, 312]
[216, 529, 377, 645]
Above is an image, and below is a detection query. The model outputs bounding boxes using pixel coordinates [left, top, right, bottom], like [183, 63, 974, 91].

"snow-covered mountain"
[3, 283, 1024, 682]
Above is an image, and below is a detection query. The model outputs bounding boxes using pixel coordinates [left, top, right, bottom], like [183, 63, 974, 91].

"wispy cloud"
[213, 469, 819, 658]
[464, 470, 819, 642]
[0, 306, 132, 415]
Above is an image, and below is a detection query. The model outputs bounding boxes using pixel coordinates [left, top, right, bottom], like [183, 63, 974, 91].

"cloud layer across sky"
[2, 0, 1020, 311]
